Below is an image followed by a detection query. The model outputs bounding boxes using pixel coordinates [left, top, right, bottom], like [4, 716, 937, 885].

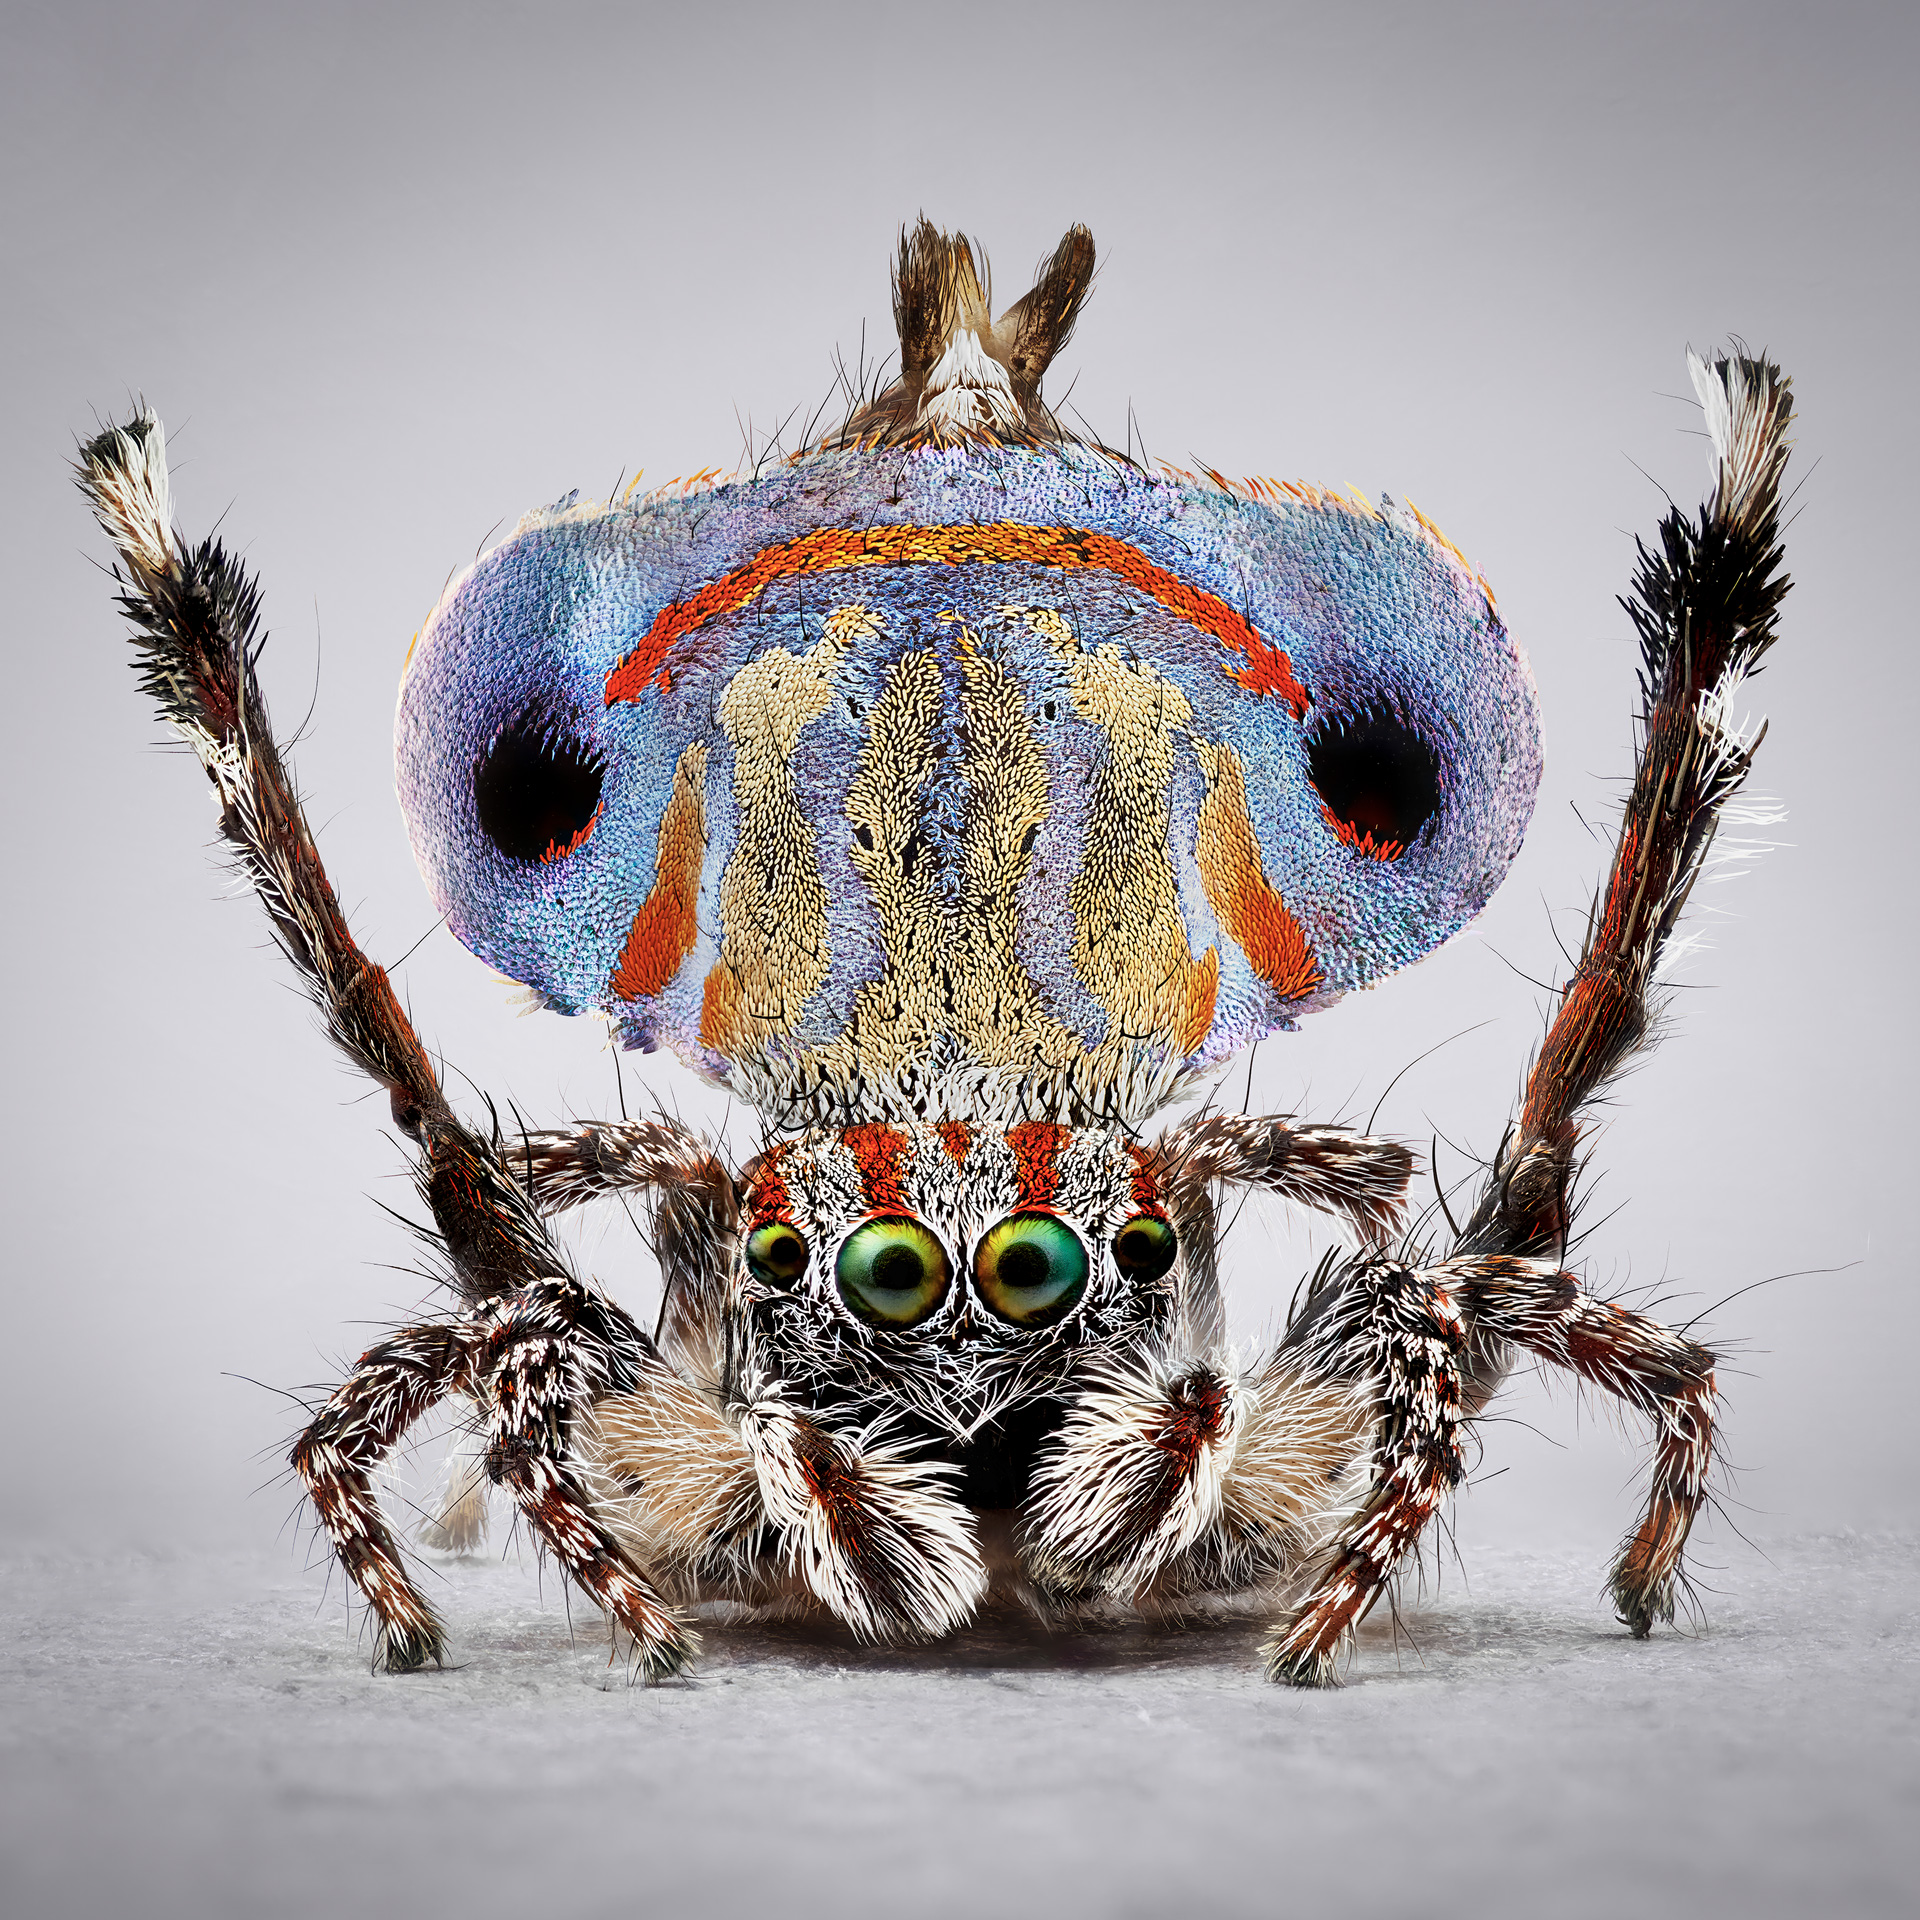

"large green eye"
[746, 1221, 809, 1287]
[1112, 1214, 1177, 1282]
[974, 1213, 1090, 1328]
[836, 1218, 952, 1328]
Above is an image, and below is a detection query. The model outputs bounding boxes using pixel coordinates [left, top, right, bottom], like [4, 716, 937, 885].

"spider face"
[738, 1120, 1175, 1350]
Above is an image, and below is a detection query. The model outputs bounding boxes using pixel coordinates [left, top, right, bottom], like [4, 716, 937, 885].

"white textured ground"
[3, 1537, 1915, 1920]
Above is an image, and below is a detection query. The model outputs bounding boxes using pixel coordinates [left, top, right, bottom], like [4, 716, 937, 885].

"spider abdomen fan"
[397, 224, 1542, 1132]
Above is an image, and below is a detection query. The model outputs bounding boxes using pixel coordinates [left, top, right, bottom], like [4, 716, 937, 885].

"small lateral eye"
[836, 1218, 952, 1329]
[974, 1213, 1090, 1329]
[1112, 1214, 1177, 1283]
[745, 1222, 808, 1287]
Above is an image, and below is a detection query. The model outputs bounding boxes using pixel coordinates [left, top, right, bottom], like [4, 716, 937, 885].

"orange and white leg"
[476, 1280, 698, 1680]
[290, 1320, 478, 1671]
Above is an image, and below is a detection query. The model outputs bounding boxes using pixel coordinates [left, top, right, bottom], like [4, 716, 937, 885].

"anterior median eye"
[1112, 1214, 1177, 1283]
[974, 1214, 1090, 1328]
[746, 1222, 809, 1287]
[836, 1218, 952, 1328]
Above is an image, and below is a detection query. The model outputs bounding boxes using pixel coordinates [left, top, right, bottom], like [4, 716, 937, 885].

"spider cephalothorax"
[725, 1116, 1395, 1450]
[79, 218, 1790, 1685]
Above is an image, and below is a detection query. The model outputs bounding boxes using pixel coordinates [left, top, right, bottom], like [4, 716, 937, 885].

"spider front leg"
[1260, 1252, 1718, 1685]
[1157, 1113, 1413, 1247]
[477, 1277, 700, 1679]
[508, 1119, 737, 1383]
[1261, 1254, 1470, 1686]
[289, 1319, 482, 1670]
[414, 1117, 739, 1554]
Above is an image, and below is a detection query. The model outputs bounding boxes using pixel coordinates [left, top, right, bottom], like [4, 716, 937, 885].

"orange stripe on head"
[843, 1123, 912, 1215]
[1125, 1143, 1166, 1217]
[1005, 1121, 1071, 1211]
[744, 1144, 797, 1229]
[603, 523, 1310, 718]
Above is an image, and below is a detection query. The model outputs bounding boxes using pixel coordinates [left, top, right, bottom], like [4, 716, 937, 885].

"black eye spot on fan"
[474, 713, 605, 863]
[1307, 710, 1442, 857]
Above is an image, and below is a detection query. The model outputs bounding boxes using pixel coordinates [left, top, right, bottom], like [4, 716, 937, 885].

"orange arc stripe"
[602, 523, 1310, 717]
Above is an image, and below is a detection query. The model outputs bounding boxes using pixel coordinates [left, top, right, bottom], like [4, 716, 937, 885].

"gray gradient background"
[3, 3, 1916, 1916]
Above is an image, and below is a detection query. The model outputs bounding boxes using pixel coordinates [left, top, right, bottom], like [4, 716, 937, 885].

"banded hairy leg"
[1260, 1251, 1717, 1686]
[474, 1277, 701, 1675]
[512, 1120, 738, 1384]
[289, 1320, 481, 1669]
[1261, 349, 1793, 1685]
[1018, 1118, 1409, 1603]
[77, 414, 695, 1677]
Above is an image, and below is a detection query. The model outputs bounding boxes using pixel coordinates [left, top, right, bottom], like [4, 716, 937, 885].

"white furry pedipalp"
[1023, 1357, 1239, 1600]
[735, 1383, 987, 1639]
